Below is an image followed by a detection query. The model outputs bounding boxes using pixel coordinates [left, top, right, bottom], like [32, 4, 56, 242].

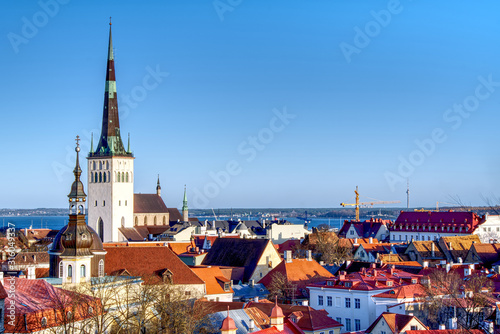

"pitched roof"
[103, 245, 204, 285]
[4, 278, 102, 333]
[245, 302, 341, 331]
[277, 239, 301, 254]
[168, 242, 192, 255]
[407, 240, 445, 259]
[13, 251, 49, 265]
[440, 235, 481, 262]
[372, 284, 426, 299]
[338, 218, 389, 238]
[168, 207, 183, 222]
[391, 211, 482, 233]
[134, 193, 168, 213]
[468, 243, 500, 265]
[366, 312, 424, 333]
[406, 330, 484, 334]
[191, 266, 233, 295]
[202, 238, 276, 282]
[259, 259, 334, 299]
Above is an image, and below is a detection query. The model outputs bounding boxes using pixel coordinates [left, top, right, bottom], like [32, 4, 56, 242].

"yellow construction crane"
[340, 186, 401, 221]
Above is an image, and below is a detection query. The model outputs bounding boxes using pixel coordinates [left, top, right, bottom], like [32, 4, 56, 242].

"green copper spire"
[90, 132, 94, 153]
[127, 133, 131, 153]
[182, 185, 188, 212]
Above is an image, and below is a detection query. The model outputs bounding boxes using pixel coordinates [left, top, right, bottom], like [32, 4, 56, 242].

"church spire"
[91, 19, 130, 157]
[156, 175, 161, 197]
[182, 185, 189, 222]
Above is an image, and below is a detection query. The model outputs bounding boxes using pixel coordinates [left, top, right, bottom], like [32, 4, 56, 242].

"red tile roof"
[104, 245, 204, 285]
[191, 266, 233, 295]
[309, 265, 422, 291]
[366, 312, 426, 334]
[259, 258, 334, 299]
[277, 240, 301, 254]
[134, 194, 168, 213]
[4, 278, 102, 333]
[406, 330, 484, 334]
[390, 211, 483, 233]
[372, 284, 426, 299]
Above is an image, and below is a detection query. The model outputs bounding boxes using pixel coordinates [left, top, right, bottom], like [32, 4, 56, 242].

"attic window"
[411, 278, 418, 284]
[390, 290, 395, 294]
[224, 282, 230, 292]
[327, 281, 334, 286]
[345, 282, 352, 288]
[387, 281, 393, 286]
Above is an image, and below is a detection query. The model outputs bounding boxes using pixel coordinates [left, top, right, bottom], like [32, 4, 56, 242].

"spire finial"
[127, 133, 130, 153]
[75, 135, 80, 150]
[109, 17, 112, 26]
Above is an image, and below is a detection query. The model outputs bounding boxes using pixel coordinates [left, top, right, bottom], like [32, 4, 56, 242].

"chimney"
[431, 242, 435, 257]
[254, 296, 259, 302]
[306, 250, 312, 261]
[27, 267, 36, 280]
[446, 263, 451, 273]
[449, 242, 453, 250]
[354, 238, 358, 244]
[423, 261, 429, 268]
[285, 250, 292, 263]
[458, 257, 462, 264]
[302, 300, 308, 306]
[250, 279, 255, 288]
[439, 324, 446, 330]
[369, 237, 373, 244]
[249, 319, 255, 331]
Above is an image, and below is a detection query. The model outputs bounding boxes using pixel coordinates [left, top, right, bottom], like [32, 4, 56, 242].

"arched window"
[95, 173, 98, 183]
[135, 216, 138, 226]
[98, 218, 104, 241]
[59, 261, 63, 278]
[154, 216, 157, 225]
[80, 265, 86, 278]
[99, 161, 102, 170]
[98, 259, 104, 277]
[99, 172, 102, 183]
[106, 161, 109, 169]
[103, 172, 107, 183]
[121, 217, 125, 228]
[121, 172, 125, 182]
[144, 216, 148, 226]
[108, 171, 110, 183]
[126, 172, 129, 182]
[68, 265, 73, 278]
[163, 216, 166, 225]
[93, 161, 96, 170]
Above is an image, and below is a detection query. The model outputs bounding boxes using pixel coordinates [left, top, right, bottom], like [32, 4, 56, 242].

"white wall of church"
[88, 157, 134, 243]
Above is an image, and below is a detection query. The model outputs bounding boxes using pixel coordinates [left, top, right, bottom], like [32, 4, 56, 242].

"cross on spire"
[75, 135, 80, 148]
[109, 16, 112, 25]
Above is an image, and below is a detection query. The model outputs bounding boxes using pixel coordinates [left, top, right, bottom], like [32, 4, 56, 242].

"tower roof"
[182, 185, 188, 212]
[90, 20, 132, 157]
[68, 136, 86, 199]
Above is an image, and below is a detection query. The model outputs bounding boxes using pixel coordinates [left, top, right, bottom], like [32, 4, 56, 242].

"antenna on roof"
[406, 179, 410, 209]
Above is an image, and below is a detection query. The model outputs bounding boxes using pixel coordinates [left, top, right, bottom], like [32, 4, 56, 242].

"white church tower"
[87, 21, 134, 243]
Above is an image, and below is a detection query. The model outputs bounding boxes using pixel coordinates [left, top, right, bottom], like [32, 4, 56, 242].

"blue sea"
[0, 215, 352, 232]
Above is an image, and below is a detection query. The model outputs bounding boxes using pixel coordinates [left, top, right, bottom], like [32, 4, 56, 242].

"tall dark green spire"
[90, 20, 132, 157]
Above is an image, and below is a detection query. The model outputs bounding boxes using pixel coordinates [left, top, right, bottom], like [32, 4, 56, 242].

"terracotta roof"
[13, 251, 49, 265]
[0, 282, 7, 299]
[168, 242, 192, 255]
[202, 238, 276, 282]
[134, 193, 168, 213]
[259, 258, 334, 299]
[191, 266, 233, 295]
[20, 228, 58, 241]
[366, 312, 425, 334]
[277, 240, 301, 254]
[309, 265, 422, 291]
[4, 278, 102, 333]
[194, 300, 246, 317]
[104, 245, 204, 285]
[35, 267, 50, 278]
[372, 284, 426, 299]
[468, 243, 500, 265]
[245, 302, 341, 331]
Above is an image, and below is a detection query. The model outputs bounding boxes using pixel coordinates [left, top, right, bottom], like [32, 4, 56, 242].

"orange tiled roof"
[372, 284, 426, 299]
[104, 245, 204, 285]
[168, 242, 192, 255]
[191, 266, 233, 295]
[366, 312, 425, 333]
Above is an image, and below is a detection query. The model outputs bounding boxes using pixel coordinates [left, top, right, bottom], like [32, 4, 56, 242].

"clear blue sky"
[2, 0, 500, 209]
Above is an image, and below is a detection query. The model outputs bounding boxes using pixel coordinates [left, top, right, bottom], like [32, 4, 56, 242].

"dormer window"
[224, 282, 230, 292]
[327, 281, 334, 286]
[387, 281, 393, 286]
[411, 278, 417, 284]
[345, 282, 352, 288]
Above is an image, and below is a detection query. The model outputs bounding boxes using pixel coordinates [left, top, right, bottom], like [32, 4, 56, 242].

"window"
[318, 295, 324, 306]
[320, 332, 325, 334]
[119, 200, 121, 206]
[98, 259, 104, 277]
[350, 230, 354, 235]
[68, 265, 73, 278]
[355, 319, 361, 331]
[327, 296, 332, 306]
[345, 297, 351, 308]
[355, 298, 360, 309]
[80, 265, 86, 278]
[335, 297, 341, 307]
[329, 331, 334, 334]
[125, 200, 128, 206]
[41, 317, 47, 326]
[411, 326, 417, 330]
[59, 261, 63, 278]
[411, 278, 417, 284]
[336, 317, 342, 324]
[381, 331, 386, 334]
[103, 200, 105, 206]
[345, 318, 351, 331]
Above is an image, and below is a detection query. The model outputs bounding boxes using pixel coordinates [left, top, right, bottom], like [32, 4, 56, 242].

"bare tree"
[419, 269, 495, 330]
[267, 271, 296, 304]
